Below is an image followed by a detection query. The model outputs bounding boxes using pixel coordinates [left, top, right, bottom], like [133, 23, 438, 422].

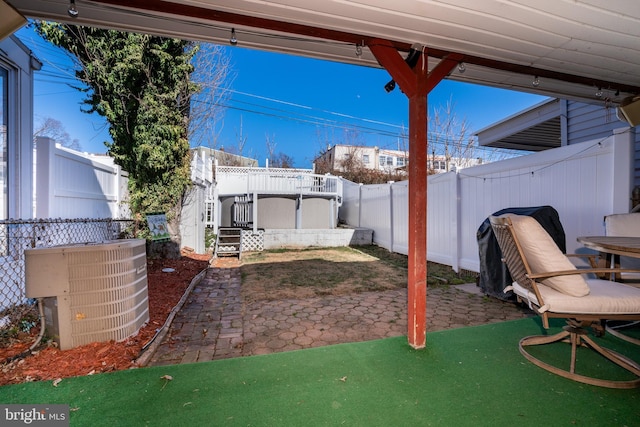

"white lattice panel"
[242, 230, 264, 252]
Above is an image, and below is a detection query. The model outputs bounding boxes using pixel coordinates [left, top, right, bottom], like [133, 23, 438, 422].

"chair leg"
[570, 332, 578, 373]
[519, 324, 640, 389]
[606, 321, 640, 346]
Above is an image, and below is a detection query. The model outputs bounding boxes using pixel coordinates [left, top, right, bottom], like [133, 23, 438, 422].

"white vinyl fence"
[340, 129, 635, 273]
[35, 137, 130, 219]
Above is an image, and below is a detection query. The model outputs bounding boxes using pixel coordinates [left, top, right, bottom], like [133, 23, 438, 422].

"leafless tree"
[270, 152, 294, 168]
[212, 116, 258, 166]
[265, 133, 277, 165]
[337, 145, 365, 172]
[33, 117, 82, 151]
[187, 43, 233, 149]
[428, 97, 516, 171]
[428, 98, 476, 172]
[313, 147, 333, 175]
[234, 115, 248, 156]
[263, 134, 294, 168]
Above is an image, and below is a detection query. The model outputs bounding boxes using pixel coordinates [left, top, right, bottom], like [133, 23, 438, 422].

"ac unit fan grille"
[25, 239, 150, 350]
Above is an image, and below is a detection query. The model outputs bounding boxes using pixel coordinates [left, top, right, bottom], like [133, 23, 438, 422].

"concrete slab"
[263, 227, 373, 249]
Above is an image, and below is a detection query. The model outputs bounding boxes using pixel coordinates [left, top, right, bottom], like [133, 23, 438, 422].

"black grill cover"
[476, 206, 566, 301]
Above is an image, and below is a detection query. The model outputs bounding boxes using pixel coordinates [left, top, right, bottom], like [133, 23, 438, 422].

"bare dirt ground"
[240, 246, 476, 303]
[240, 247, 408, 303]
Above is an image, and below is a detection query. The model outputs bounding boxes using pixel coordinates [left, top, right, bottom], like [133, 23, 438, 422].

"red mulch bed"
[0, 254, 210, 386]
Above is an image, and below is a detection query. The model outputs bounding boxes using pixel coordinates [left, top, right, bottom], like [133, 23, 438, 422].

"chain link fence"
[0, 218, 134, 347]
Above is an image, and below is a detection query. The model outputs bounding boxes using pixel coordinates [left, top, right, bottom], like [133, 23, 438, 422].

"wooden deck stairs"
[214, 227, 243, 258]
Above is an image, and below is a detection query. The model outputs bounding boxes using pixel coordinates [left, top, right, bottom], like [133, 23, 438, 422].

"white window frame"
[0, 65, 6, 257]
[0, 38, 35, 221]
[0, 61, 13, 221]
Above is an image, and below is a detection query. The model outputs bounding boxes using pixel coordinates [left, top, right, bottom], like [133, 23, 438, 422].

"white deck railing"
[215, 166, 341, 198]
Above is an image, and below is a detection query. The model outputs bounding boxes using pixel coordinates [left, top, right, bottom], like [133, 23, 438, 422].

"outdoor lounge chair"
[603, 212, 640, 345]
[604, 212, 640, 281]
[489, 214, 640, 389]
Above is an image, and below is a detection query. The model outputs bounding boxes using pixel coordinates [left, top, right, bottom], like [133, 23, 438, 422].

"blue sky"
[16, 26, 548, 168]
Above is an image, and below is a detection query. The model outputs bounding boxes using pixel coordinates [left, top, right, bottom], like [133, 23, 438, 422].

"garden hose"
[2, 298, 46, 364]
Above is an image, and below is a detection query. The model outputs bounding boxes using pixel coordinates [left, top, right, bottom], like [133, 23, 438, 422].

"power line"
[23, 35, 520, 158]
[213, 97, 404, 138]
[193, 97, 516, 156]
[227, 89, 406, 131]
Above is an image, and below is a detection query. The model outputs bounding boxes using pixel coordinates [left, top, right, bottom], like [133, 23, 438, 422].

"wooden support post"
[406, 88, 428, 348]
[368, 39, 461, 349]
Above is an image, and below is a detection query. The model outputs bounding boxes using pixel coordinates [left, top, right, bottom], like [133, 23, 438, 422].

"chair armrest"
[527, 268, 640, 281]
[565, 253, 598, 259]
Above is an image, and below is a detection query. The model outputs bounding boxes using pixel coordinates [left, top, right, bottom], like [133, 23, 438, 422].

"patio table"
[577, 236, 640, 259]
[577, 235, 640, 345]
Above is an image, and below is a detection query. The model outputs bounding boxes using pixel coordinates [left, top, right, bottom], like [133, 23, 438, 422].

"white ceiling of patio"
[8, 0, 640, 105]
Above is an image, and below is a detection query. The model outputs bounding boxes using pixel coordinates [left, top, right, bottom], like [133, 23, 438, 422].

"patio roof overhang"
[7, 0, 640, 350]
[8, 0, 640, 104]
[476, 99, 562, 152]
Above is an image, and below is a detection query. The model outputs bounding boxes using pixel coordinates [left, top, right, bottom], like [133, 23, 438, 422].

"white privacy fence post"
[451, 171, 461, 273]
[34, 137, 53, 218]
[611, 127, 634, 213]
[358, 183, 363, 228]
[389, 181, 395, 253]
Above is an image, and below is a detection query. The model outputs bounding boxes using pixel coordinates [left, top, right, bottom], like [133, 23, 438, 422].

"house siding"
[566, 101, 621, 143]
[566, 100, 640, 188]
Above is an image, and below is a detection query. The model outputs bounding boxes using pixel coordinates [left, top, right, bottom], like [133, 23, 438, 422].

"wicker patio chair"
[489, 214, 640, 389]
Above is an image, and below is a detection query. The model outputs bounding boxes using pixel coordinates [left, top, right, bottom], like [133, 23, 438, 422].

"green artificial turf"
[1, 318, 639, 426]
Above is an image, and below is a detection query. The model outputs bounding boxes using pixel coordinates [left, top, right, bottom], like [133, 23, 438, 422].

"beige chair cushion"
[605, 213, 640, 278]
[503, 214, 590, 297]
[605, 213, 640, 237]
[512, 279, 640, 314]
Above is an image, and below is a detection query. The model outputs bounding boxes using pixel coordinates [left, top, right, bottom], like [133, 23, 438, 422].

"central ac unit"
[25, 239, 149, 350]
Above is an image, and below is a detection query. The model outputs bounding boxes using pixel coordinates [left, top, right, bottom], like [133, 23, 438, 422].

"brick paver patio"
[146, 263, 533, 366]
